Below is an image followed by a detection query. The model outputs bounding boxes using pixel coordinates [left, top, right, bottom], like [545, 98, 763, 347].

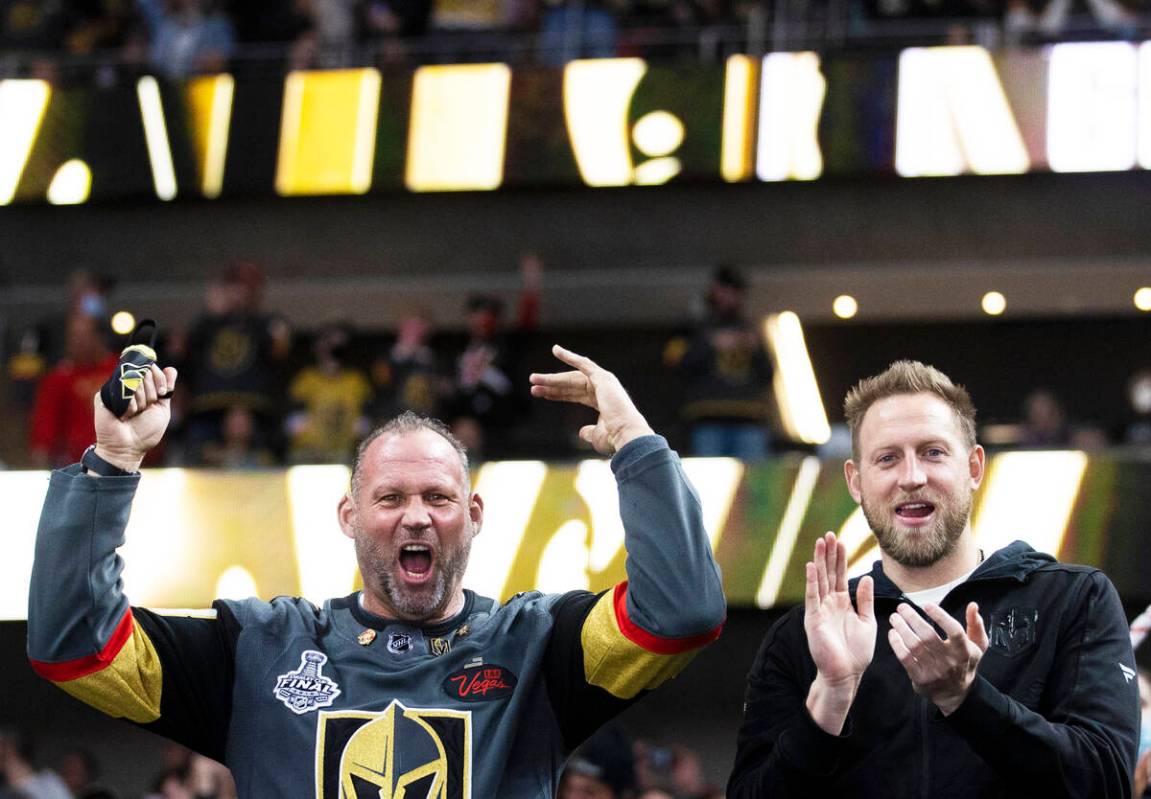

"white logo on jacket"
[274, 650, 342, 715]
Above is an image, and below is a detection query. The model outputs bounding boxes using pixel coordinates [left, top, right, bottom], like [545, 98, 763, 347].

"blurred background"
[4, 0, 1151, 796]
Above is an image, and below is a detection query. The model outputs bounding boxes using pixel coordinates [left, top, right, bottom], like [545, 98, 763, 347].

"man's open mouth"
[399, 544, 434, 579]
[895, 502, 936, 519]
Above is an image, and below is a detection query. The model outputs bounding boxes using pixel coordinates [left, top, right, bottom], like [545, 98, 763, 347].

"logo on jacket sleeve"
[443, 663, 518, 702]
[274, 650, 341, 714]
[988, 607, 1039, 657]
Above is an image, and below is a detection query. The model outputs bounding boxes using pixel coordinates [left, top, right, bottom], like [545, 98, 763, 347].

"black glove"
[99, 318, 160, 418]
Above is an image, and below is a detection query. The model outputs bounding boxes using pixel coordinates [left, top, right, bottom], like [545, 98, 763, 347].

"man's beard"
[354, 524, 473, 621]
[861, 489, 972, 569]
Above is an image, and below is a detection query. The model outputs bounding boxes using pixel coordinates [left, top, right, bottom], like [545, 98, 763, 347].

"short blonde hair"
[844, 360, 977, 461]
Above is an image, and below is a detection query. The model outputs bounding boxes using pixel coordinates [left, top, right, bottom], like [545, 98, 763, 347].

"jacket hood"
[850, 539, 1057, 600]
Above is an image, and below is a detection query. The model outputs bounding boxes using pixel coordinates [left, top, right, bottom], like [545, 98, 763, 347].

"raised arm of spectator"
[528, 345, 726, 745]
[26, 364, 238, 760]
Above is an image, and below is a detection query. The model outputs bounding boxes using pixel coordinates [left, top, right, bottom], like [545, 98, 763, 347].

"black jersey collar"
[338, 590, 493, 636]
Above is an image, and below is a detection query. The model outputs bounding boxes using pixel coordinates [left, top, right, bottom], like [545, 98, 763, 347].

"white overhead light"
[981, 291, 1006, 316]
[833, 294, 858, 319]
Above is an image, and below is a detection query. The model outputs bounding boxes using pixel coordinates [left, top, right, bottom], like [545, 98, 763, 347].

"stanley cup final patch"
[274, 651, 342, 715]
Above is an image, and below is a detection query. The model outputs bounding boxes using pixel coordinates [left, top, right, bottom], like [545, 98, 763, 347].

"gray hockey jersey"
[28, 435, 725, 797]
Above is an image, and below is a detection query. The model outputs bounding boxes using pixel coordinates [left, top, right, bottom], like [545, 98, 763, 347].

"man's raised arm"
[26, 364, 235, 759]
[529, 346, 726, 742]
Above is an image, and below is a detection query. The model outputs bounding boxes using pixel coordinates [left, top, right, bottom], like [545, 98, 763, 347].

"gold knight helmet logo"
[315, 701, 472, 799]
[119, 363, 147, 399]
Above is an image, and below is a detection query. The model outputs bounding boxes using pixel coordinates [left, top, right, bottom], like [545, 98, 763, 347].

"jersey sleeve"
[26, 467, 238, 761]
[543, 435, 726, 748]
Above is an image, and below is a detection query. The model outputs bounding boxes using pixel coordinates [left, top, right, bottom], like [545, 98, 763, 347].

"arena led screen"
[3, 42, 1151, 205]
[3, 451, 1148, 620]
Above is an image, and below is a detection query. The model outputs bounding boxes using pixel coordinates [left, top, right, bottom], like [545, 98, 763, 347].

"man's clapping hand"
[804, 532, 876, 735]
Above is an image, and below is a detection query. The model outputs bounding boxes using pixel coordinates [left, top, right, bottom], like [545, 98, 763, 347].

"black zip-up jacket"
[728, 541, 1139, 798]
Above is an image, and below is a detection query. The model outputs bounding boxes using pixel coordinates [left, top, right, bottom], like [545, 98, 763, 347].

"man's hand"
[1134, 748, 1151, 797]
[92, 363, 178, 473]
[529, 345, 653, 455]
[888, 601, 988, 716]
[804, 532, 876, 735]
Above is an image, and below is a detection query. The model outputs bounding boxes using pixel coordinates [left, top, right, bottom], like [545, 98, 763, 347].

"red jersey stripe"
[611, 582, 723, 655]
[29, 607, 135, 681]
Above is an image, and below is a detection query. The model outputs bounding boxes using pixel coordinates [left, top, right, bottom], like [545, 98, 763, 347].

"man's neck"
[360, 589, 466, 626]
[882, 530, 981, 594]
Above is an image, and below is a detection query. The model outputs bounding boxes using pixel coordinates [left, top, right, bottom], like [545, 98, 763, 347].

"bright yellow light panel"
[764, 311, 831, 445]
[563, 58, 647, 187]
[756, 456, 821, 607]
[47, 159, 91, 205]
[0, 79, 51, 206]
[722, 54, 758, 182]
[137, 76, 178, 201]
[406, 63, 511, 192]
[973, 451, 1087, 558]
[277, 68, 381, 196]
[186, 74, 234, 198]
[757, 52, 826, 182]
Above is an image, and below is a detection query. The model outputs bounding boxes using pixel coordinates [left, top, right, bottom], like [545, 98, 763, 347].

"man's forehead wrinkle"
[859, 395, 966, 458]
[369, 470, 460, 496]
[363, 431, 467, 484]
[372, 429, 457, 459]
[366, 459, 464, 490]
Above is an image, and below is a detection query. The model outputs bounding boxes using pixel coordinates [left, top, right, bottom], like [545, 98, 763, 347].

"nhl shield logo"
[274, 650, 342, 715]
[387, 632, 413, 655]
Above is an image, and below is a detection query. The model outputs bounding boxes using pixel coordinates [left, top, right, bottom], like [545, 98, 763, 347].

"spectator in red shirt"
[28, 312, 117, 468]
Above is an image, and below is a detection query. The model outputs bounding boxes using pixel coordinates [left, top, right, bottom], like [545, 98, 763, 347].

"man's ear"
[969, 444, 986, 490]
[337, 492, 356, 540]
[469, 493, 484, 537]
[844, 459, 862, 503]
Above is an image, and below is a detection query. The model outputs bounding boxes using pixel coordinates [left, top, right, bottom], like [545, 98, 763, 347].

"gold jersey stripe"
[580, 591, 699, 700]
[53, 619, 163, 723]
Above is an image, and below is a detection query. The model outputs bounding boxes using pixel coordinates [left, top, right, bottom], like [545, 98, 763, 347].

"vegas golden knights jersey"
[28, 436, 726, 798]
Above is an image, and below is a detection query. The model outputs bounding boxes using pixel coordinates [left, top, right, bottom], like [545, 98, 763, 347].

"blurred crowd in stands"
[6, 259, 544, 468]
[1, 0, 1149, 82]
[4, 661, 1151, 798]
[0, 731, 240, 799]
[0, 724, 733, 799]
[4, 261, 1151, 472]
[0, 724, 734, 799]
[556, 728, 726, 799]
